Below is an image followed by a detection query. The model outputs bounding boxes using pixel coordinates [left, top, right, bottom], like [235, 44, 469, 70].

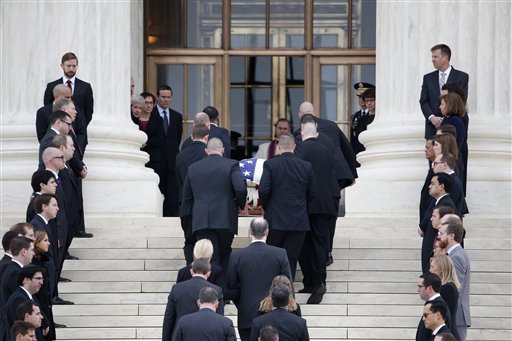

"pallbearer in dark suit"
[162, 258, 224, 341]
[171, 287, 236, 341]
[176, 124, 209, 264]
[419, 44, 469, 139]
[38, 111, 73, 170]
[152, 85, 183, 217]
[258, 133, 316, 280]
[44, 52, 94, 126]
[295, 122, 338, 304]
[225, 218, 292, 341]
[182, 138, 247, 273]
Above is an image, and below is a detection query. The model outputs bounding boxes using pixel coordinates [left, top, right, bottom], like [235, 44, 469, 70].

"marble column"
[345, 1, 511, 218]
[0, 0, 162, 221]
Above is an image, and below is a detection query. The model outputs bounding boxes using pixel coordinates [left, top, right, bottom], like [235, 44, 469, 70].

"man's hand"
[80, 166, 88, 179]
[417, 227, 424, 238]
[429, 116, 443, 128]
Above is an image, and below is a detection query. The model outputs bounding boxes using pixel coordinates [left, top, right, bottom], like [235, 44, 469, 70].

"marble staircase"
[40, 216, 511, 340]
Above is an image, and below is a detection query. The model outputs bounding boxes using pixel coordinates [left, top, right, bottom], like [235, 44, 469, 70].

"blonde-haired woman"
[430, 255, 461, 339]
[257, 275, 301, 317]
[176, 239, 226, 289]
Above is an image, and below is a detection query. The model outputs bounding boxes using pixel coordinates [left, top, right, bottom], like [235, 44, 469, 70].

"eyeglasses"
[144, 101, 154, 105]
[52, 156, 65, 161]
[60, 120, 72, 126]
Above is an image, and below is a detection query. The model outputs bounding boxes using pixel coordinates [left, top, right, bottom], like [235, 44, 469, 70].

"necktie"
[439, 72, 446, 92]
[162, 110, 169, 135]
[56, 177, 62, 189]
[66, 80, 73, 93]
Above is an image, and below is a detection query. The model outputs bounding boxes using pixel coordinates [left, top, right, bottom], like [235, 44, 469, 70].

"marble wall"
[0, 1, 161, 222]
[346, 1, 511, 218]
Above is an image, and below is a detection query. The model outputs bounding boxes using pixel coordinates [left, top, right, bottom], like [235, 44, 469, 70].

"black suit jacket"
[225, 242, 292, 329]
[295, 138, 339, 215]
[151, 107, 183, 173]
[5, 287, 31, 340]
[162, 276, 224, 341]
[44, 78, 94, 125]
[250, 308, 309, 341]
[181, 124, 231, 159]
[175, 140, 207, 214]
[419, 67, 469, 138]
[132, 111, 164, 175]
[176, 262, 226, 290]
[171, 308, 236, 341]
[429, 325, 451, 341]
[259, 152, 316, 231]
[182, 155, 246, 234]
[0, 261, 22, 340]
[59, 166, 82, 232]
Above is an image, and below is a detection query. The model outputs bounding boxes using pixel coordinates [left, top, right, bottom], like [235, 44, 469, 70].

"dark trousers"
[194, 229, 234, 274]
[180, 216, 195, 265]
[267, 229, 306, 281]
[328, 210, 338, 253]
[160, 169, 179, 217]
[299, 214, 331, 288]
[238, 327, 251, 341]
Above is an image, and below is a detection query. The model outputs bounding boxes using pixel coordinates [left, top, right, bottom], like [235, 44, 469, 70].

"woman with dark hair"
[439, 92, 466, 154]
[434, 133, 463, 177]
[32, 230, 56, 340]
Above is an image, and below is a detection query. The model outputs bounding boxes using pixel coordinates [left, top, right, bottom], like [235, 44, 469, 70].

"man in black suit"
[419, 138, 437, 224]
[225, 218, 292, 341]
[162, 258, 224, 341]
[432, 153, 468, 218]
[416, 273, 457, 341]
[419, 173, 456, 273]
[10, 321, 37, 341]
[423, 301, 452, 341]
[176, 124, 209, 264]
[250, 285, 309, 341]
[259, 133, 316, 280]
[258, 326, 279, 341]
[16, 301, 44, 341]
[294, 104, 357, 265]
[419, 44, 469, 139]
[171, 287, 236, 341]
[38, 111, 72, 170]
[0, 232, 18, 269]
[5, 265, 45, 340]
[295, 122, 338, 304]
[44, 52, 94, 126]
[0, 237, 34, 341]
[30, 194, 60, 298]
[182, 138, 246, 272]
[202, 106, 231, 158]
[152, 85, 183, 217]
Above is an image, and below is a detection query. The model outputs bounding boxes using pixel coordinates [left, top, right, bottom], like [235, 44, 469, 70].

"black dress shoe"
[65, 254, 79, 260]
[75, 231, 93, 238]
[298, 287, 314, 294]
[53, 297, 74, 305]
[59, 276, 72, 282]
[307, 283, 327, 304]
[54, 323, 67, 328]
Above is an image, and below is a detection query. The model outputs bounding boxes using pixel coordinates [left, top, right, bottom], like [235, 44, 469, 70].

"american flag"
[239, 158, 264, 184]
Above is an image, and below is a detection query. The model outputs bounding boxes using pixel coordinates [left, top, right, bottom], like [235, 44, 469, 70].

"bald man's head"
[299, 102, 316, 117]
[206, 137, 224, 156]
[53, 84, 72, 101]
[194, 112, 210, 127]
